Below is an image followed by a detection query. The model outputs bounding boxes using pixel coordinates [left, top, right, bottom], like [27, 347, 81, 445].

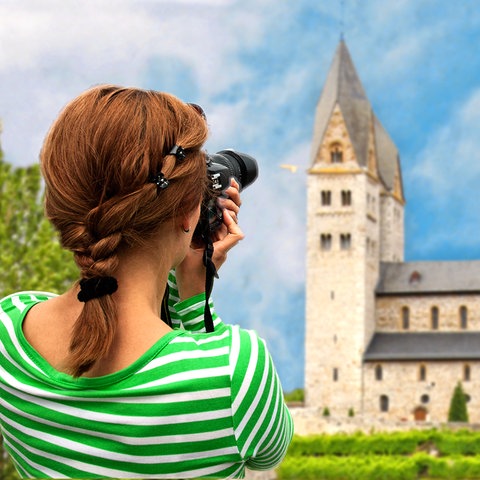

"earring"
[183, 227, 190, 233]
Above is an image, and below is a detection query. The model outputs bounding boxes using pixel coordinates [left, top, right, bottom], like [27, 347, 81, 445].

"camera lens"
[209, 149, 258, 190]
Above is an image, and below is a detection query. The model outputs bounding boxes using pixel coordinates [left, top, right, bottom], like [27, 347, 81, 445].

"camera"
[194, 149, 258, 242]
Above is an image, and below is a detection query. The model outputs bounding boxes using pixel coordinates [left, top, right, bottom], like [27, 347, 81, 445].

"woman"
[0, 85, 293, 478]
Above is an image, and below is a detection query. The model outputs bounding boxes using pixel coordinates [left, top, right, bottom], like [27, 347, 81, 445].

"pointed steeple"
[310, 40, 370, 168]
[310, 40, 403, 200]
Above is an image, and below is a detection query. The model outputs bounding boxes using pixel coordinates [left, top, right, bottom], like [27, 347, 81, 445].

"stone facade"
[304, 40, 480, 427]
[363, 360, 480, 422]
[375, 294, 480, 332]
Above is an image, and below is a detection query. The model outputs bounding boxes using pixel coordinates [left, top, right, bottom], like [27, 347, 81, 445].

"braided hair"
[40, 85, 208, 376]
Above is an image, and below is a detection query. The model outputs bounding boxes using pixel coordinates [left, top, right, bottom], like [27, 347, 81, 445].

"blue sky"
[1, 0, 480, 391]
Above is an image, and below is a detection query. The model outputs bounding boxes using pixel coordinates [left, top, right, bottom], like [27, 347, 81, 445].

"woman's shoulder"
[0, 291, 57, 316]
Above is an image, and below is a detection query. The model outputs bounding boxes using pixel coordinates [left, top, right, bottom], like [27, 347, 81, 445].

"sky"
[1, 0, 480, 392]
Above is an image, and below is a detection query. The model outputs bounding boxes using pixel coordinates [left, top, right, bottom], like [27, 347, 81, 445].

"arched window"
[460, 306, 468, 329]
[375, 364, 383, 381]
[330, 142, 343, 163]
[409, 271, 421, 284]
[321, 190, 332, 206]
[340, 233, 351, 250]
[402, 306, 410, 330]
[380, 395, 389, 412]
[320, 234, 332, 251]
[431, 307, 439, 330]
[333, 368, 339, 382]
[464, 364, 471, 382]
[341, 190, 352, 206]
[419, 364, 427, 381]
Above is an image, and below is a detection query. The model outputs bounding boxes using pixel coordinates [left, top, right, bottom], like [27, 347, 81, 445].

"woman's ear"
[180, 215, 192, 234]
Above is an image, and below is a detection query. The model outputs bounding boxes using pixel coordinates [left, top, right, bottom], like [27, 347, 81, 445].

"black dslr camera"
[194, 149, 258, 243]
[189, 149, 258, 333]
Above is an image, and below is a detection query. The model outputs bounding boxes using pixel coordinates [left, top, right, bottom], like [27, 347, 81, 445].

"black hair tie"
[77, 276, 118, 302]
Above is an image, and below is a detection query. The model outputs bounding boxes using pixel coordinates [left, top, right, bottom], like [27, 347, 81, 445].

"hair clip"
[169, 145, 186, 161]
[151, 172, 170, 193]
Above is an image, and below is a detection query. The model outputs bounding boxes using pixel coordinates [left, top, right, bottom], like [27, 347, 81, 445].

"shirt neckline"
[15, 296, 184, 389]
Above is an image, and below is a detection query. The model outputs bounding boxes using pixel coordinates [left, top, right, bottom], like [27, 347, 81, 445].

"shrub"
[284, 388, 304, 403]
[448, 382, 469, 422]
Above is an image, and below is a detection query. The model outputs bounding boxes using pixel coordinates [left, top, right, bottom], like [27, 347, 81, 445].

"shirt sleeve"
[229, 326, 294, 470]
[167, 270, 224, 333]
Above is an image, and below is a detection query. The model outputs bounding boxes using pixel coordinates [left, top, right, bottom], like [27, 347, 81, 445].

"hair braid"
[41, 85, 209, 377]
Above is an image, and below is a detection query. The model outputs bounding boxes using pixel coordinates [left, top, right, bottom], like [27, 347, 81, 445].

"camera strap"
[203, 239, 218, 333]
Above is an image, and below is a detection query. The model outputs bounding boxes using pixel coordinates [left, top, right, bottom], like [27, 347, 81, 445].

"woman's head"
[40, 85, 209, 376]
[42, 85, 208, 276]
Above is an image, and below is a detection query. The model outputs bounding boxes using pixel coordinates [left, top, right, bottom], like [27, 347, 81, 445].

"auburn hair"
[40, 85, 209, 376]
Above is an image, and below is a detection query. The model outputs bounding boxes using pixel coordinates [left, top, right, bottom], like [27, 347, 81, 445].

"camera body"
[194, 149, 258, 242]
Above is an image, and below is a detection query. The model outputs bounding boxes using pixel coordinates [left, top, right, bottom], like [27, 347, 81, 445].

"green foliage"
[0, 155, 78, 478]
[348, 407, 355, 417]
[1, 442, 21, 480]
[322, 407, 330, 417]
[286, 431, 434, 457]
[448, 382, 469, 422]
[434, 429, 480, 456]
[278, 455, 419, 480]
[0, 158, 78, 298]
[284, 388, 304, 403]
[279, 430, 480, 480]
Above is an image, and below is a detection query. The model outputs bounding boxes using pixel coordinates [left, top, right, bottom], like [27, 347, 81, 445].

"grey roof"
[364, 332, 480, 361]
[373, 114, 403, 196]
[377, 261, 480, 295]
[310, 40, 401, 193]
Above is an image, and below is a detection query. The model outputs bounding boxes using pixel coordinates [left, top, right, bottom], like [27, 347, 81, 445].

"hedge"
[278, 453, 480, 480]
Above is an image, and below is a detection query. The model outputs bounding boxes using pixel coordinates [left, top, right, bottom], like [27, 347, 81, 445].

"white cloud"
[0, 0, 268, 164]
[408, 88, 480, 198]
[404, 87, 480, 258]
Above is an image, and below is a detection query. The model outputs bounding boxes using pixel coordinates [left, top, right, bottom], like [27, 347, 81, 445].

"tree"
[448, 381, 469, 422]
[1, 146, 78, 479]
[0, 156, 78, 298]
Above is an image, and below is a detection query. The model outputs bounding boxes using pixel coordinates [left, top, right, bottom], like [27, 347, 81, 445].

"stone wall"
[290, 406, 479, 436]
[363, 360, 480, 422]
[376, 294, 480, 331]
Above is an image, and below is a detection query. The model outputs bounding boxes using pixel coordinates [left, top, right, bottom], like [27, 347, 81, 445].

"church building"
[305, 40, 480, 423]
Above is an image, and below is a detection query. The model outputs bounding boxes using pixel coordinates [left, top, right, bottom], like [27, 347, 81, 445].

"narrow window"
[464, 364, 471, 382]
[330, 143, 343, 163]
[340, 233, 351, 250]
[380, 395, 389, 412]
[320, 234, 332, 251]
[333, 368, 339, 382]
[419, 365, 427, 382]
[375, 364, 383, 381]
[321, 190, 331, 206]
[460, 306, 468, 329]
[402, 306, 410, 330]
[341, 190, 352, 206]
[431, 307, 439, 330]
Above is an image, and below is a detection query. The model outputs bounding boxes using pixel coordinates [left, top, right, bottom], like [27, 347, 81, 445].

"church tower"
[305, 40, 405, 415]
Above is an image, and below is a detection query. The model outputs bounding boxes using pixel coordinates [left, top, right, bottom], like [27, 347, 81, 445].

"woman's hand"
[175, 179, 244, 301]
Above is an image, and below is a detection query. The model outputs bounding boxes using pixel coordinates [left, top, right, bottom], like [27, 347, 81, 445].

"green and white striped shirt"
[0, 281, 293, 478]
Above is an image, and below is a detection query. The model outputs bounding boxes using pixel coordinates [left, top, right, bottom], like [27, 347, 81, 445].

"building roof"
[377, 261, 480, 295]
[310, 40, 401, 194]
[364, 332, 480, 361]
